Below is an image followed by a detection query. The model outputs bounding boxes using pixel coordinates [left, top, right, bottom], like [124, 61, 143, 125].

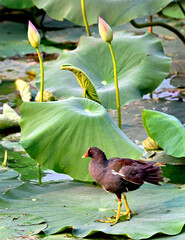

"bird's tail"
[142, 162, 163, 185]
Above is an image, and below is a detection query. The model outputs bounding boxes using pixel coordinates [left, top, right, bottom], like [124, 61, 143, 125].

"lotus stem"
[149, 16, 153, 34]
[37, 162, 42, 185]
[81, 0, 91, 36]
[108, 42, 122, 129]
[36, 47, 44, 185]
[36, 48, 44, 102]
[149, 16, 153, 99]
[2, 150, 7, 167]
[130, 19, 185, 45]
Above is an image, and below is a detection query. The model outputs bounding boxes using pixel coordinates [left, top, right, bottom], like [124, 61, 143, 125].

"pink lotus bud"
[28, 21, 40, 48]
[98, 16, 113, 42]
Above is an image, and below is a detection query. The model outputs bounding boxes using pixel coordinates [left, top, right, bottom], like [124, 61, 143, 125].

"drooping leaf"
[15, 79, 32, 102]
[33, 0, 172, 26]
[143, 109, 185, 158]
[0, 180, 185, 239]
[61, 64, 102, 104]
[36, 33, 171, 109]
[0, 213, 47, 239]
[20, 98, 143, 181]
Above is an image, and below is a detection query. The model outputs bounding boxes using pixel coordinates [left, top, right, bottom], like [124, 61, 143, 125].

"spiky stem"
[81, 0, 91, 36]
[108, 42, 122, 129]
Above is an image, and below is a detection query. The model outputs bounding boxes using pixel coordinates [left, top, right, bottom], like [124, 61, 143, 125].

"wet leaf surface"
[0, 180, 185, 239]
[0, 213, 47, 239]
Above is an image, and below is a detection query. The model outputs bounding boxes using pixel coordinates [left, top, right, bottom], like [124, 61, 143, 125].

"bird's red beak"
[82, 151, 89, 158]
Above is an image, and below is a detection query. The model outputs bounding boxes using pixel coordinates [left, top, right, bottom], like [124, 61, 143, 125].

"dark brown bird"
[82, 147, 163, 225]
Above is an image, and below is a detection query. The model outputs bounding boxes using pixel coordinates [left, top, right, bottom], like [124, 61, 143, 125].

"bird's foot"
[95, 216, 119, 226]
[113, 209, 137, 220]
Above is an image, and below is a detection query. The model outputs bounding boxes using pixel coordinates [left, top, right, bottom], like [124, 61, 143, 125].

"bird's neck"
[92, 155, 108, 166]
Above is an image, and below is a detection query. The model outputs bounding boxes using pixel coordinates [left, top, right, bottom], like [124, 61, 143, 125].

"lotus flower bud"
[98, 16, 113, 42]
[28, 21, 40, 48]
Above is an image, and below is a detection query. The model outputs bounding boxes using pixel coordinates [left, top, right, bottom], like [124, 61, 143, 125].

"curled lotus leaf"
[61, 64, 102, 104]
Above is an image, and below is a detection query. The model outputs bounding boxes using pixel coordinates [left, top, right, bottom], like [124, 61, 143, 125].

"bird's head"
[82, 147, 107, 160]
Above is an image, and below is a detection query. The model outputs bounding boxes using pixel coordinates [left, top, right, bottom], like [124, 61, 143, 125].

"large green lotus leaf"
[162, 1, 185, 19]
[0, 0, 34, 9]
[20, 98, 143, 181]
[143, 109, 185, 158]
[0, 181, 185, 239]
[36, 33, 171, 109]
[33, 0, 172, 26]
[0, 213, 47, 239]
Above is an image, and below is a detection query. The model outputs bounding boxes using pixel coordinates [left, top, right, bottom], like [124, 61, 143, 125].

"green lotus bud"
[28, 21, 40, 48]
[98, 16, 113, 42]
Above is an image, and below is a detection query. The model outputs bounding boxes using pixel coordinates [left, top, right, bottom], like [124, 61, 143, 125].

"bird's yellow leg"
[95, 199, 122, 226]
[121, 194, 137, 219]
[113, 194, 137, 220]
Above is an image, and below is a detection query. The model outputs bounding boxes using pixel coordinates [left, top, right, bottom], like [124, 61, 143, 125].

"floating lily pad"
[20, 98, 143, 182]
[0, 213, 47, 240]
[0, 60, 30, 81]
[0, 21, 62, 58]
[0, 180, 185, 239]
[36, 32, 171, 109]
[0, 166, 22, 195]
[143, 109, 185, 158]
[33, 0, 172, 26]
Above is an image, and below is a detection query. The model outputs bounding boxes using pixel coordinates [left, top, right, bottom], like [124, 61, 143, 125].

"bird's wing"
[108, 158, 161, 185]
[118, 165, 144, 184]
[108, 158, 144, 184]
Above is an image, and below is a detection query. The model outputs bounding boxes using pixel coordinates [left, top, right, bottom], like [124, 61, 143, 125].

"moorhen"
[82, 147, 163, 225]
